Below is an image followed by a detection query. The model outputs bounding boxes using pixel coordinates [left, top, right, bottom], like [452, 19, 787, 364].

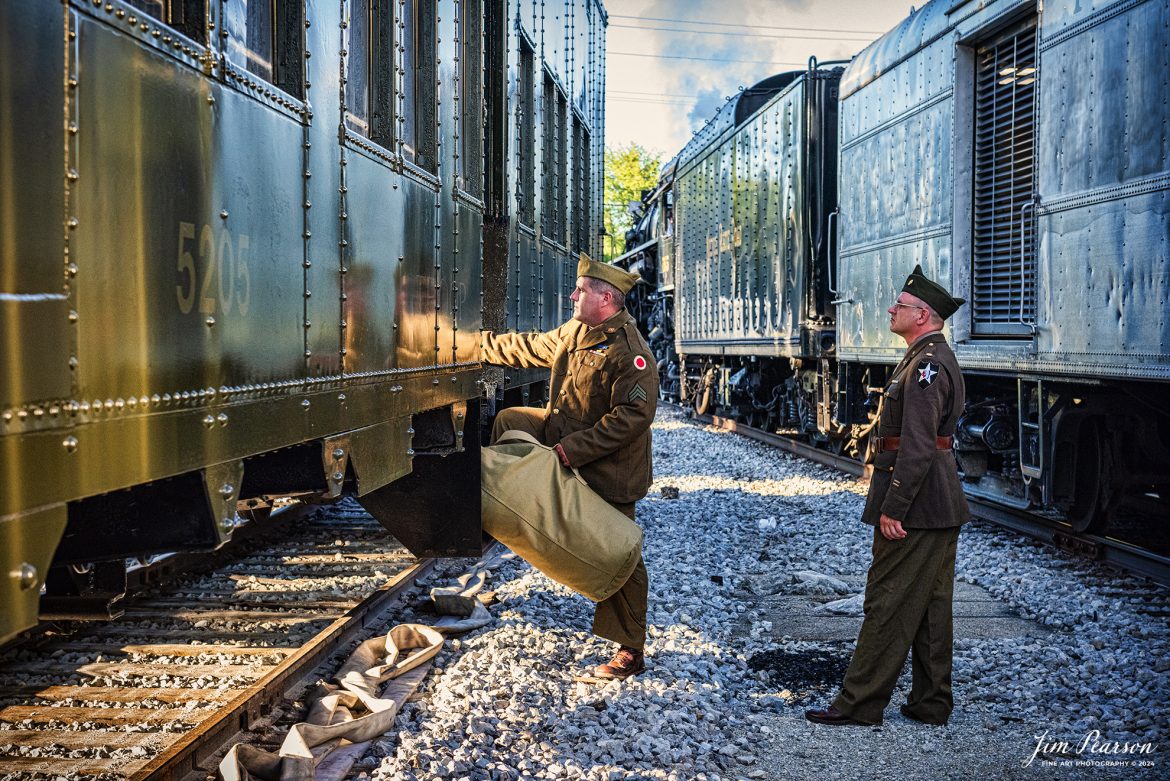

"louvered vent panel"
[973, 18, 1038, 334]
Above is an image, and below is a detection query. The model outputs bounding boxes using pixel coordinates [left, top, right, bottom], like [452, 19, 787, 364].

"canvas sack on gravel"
[481, 430, 643, 602]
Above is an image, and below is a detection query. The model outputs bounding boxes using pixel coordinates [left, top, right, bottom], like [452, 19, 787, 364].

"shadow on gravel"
[747, 647, 852, 700]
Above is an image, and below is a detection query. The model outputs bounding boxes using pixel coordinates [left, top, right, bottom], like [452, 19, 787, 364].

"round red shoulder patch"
[633, 355, 647, 371]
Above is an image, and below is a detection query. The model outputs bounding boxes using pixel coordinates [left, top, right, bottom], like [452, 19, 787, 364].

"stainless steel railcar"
[640, 0, 1168, 551]
[836, 0, 1169, 542]
[0, 0, 605, 643]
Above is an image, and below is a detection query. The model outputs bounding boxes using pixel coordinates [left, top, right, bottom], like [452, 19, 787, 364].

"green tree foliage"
[603, 143, 662, 261]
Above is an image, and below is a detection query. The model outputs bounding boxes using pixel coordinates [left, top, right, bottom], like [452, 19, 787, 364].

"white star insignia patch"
[917, 361, 939, 388]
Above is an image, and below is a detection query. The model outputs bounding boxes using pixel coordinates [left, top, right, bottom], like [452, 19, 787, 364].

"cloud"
[604, 0, 914, 156]
[636, 0, 832, 138]
[647, 0, 815, 19]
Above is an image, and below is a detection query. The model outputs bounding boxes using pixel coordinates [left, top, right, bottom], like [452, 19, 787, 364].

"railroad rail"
[685, 408, 1170, 588]
[0, 501, 449, 779]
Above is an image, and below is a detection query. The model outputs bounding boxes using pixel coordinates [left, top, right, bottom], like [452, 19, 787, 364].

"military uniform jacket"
[862, 332, 970, 529]
[480, 309, 658, 504]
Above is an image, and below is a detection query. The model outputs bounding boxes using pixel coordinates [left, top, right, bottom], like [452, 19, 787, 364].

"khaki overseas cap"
[902, 264, 965, 320]
[578, 253, 640, 295]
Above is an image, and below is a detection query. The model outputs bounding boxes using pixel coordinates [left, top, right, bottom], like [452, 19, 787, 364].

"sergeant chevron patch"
[628, 383, 648, 402]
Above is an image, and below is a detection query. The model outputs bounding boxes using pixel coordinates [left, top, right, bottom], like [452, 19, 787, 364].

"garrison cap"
[578, 253, 640, 295]
[902, 264, 965, 320]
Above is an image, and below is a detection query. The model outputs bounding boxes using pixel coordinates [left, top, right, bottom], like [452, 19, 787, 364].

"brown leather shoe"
[900, 705, 946, 725]
[805, 705, 865, 726]
[593, 646, 645, 679]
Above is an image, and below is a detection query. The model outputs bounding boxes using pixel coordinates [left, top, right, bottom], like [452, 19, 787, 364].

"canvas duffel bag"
[481, 430, 643, 602]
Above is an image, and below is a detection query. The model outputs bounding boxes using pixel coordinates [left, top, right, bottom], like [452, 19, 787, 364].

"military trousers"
[491, 406, 649, 650]
[832, 524, 960, 725]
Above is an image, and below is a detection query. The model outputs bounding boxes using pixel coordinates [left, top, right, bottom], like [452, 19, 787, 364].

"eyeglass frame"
[890, 301, 926, 311]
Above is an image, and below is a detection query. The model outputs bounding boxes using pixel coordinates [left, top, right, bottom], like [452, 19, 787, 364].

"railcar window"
[581, 125, 592, 251]
[572, 119, 582, 252]
[399, 0, 437, 171]
[483, 0, 506, 215]
[346, 0, 371, 136]
[401, 0, 416, 157]
[541, 73, 553, 236]
[126, 0, 204, 43]
[541, 73, 559, 242]
[225, 0, 303, 99]
[458, 0, 484, 197]
[556, 91, 567, 246]
[972, 16, 1038, 335]
[517, 38, 536, 226]
[570, 117, 585, 253]
[245, 1, 273, 84]
[345, 0, 393, 144]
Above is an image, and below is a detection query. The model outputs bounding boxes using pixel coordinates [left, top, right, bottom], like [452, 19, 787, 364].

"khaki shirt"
[862, 332, 970, 529]
[480, 309, 658, 504]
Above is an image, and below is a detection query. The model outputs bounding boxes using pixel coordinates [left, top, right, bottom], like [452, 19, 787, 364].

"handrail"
[827, 209, 839, 295]
[1018, 199, 1038, 336]
[612, 238, 658, 267]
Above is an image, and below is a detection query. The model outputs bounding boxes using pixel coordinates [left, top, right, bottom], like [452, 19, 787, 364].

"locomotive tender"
[622, 0, 1169, 549]
[0, 0, 605, 643]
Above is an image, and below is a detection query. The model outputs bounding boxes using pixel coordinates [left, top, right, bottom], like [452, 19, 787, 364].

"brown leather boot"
[593, 646, 645, 679]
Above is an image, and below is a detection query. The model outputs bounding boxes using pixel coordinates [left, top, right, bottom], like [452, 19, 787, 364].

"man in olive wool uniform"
[807, 265, 970, 726]
[480, 255, 657, 680]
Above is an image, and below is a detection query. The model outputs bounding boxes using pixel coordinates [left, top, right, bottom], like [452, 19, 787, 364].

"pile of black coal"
[747, 647, 851, 698]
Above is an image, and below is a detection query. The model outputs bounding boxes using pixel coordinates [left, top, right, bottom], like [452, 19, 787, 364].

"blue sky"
[604, 0, 918, 159]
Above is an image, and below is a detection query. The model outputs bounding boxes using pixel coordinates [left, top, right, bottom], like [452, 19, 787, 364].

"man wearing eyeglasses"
[806, 264, 970, 727]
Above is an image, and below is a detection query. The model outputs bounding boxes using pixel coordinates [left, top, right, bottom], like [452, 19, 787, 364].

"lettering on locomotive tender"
[705, 222, 740, 261]
[176, 221, 253, 316]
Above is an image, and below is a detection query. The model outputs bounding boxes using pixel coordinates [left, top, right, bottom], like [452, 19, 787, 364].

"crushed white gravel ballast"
[361, 409, 1167, 781]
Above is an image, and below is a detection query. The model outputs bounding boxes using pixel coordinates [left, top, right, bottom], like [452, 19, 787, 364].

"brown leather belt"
[873, 435, 953, 454]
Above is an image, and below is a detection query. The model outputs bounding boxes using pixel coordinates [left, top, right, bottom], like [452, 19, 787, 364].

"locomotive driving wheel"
[1065, 417, 1107, 534]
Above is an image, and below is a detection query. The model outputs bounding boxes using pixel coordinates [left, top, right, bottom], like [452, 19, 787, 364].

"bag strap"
[493, 429, 588, 486]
